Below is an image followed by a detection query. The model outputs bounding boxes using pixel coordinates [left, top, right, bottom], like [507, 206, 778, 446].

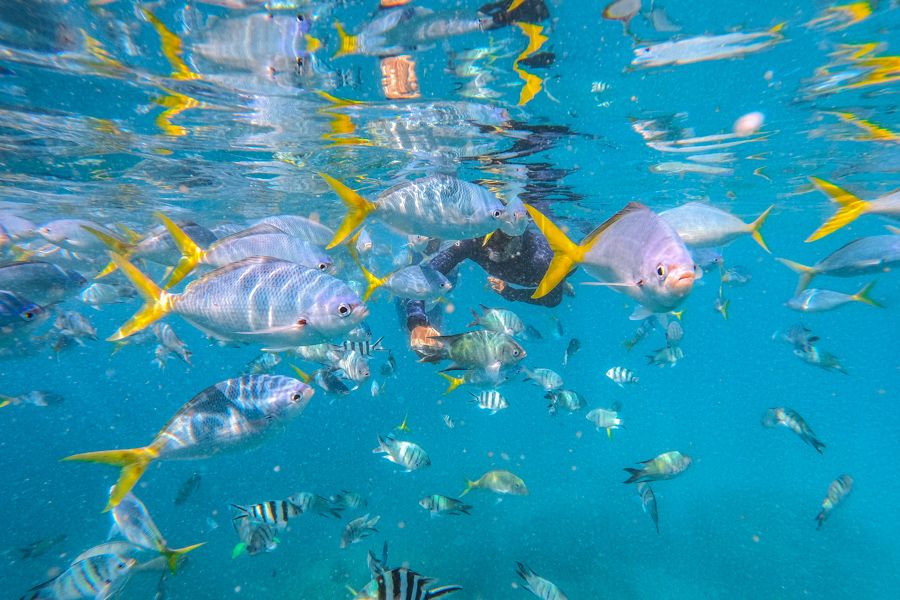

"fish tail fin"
[769, 21, 787, 35]
[106, 253, 171, 341]
[719, 299, 730, 320]
[62, 446, 158, 511]
[289, 364, 311, 383]
[319, 173, 375, 249]
[333, 22, 358, 57]
[805, 177, 868, 242]
[231, 542, 247, 559]
[466, 308, 480, 328]
[810, 437, 826, 454]
[438, 372, 464, 395]
[776, 258, 816, 292]
[115, 223, 143, 244]
[397, 413, 411, 433]
[607, 428, 613, 441]
[163, 542, 205, 573]
[749, 205, 774, 253]
[155, 213, 205, 289]
[0, 396, 11, 408]
[81, 225, 133, 278]
[351, 252, 384, 302]
[623, 467, 643, 484]
[852, 281, 882, 307]
[459, 479, 476, 497]
[523, 204, 585, 299]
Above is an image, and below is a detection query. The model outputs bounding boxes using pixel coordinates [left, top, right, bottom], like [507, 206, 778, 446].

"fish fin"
[852, 280, 882, 308]
[607, 428, 613, 440]
[155, 213, 205, 289]
[481, 230, 495, 247]
[438, 372, 463, 395]
[289, 364, 312, 383]
[776, 258, 816, 292]
[333, 22, 358, 58]
[163, 542, 205, 573]
[0, 398, 11, 408]
[810, 437, 826, 454]
[62, 446, 158, 511]
[805, 177, 868, 242]
[749, 205, 774, 253]
[623, 467, 643, 484]
[396, 413, 411, 433]
[459, 478, 475, 497]
[466, 308, 480, 328]
[231, 542, 247, 559]
[523, 203, 584, 298]
[886, 225, 900, 235]
[630, 306, 654, 321]
[81, 226, 133, 279]
[319, 173, 375, 249]
[769, 21, 787, 34]
[351, 251, 384, 302]
[107, 253, 172, 341]
[305, 34, 321, 53]
[115, 223, 142, 244]
[719, 299, 730, 319]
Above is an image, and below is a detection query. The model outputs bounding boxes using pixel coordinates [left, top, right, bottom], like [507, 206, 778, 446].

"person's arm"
[402, 240, 473, 332]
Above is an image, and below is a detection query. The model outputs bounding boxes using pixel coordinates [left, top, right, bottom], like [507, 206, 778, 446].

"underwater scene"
[1, 0, 898, 598]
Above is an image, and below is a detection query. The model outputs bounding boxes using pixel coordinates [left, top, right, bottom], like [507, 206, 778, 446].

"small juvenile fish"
[793, 345, 847, 374]
[624, 317, 656, 351]
[174, 472, 201, 505]
[289, 492, 344, 519]
[714, 291, 730, 320]
[547, 390, 587, 415]
[816, 474, 853, 529]
[461, 470, 528, 496]
[112, 491, 204, 572]
[469, 390, 508, 414]
[338, 350, 370, 382]
[373, 435, 431, 471]
[467, 304, 525, 337]
[17, 534, 67, 560]
[786, 281, 881, 312]
[623, 451, 692, 484]
[80, 283, 135, 309]
[520, 366, 563, 391]
[0, 390, 64, 408]
[153, 323, 191, 365]
[244, 352, 282, 375]
[54, 311, 97, 342]
[370, 380, 382, 397]
[331, 490, 367, 510]
[232, 517, 278, 558]
[762, 407, 825, 453]
[516, 562, 569, 600]
[647, 345, 684, 367]
[606, 366, 638, 387]
[338, 336, 384, 356]
[665, 321, 684, 346]
[442, 414, 455, 429]
[562, 338, 580, 365]
[586, 405, 623, 439]
[379, 350, 397, 377]
[637, 482, 659, 534]
[523, 324, 544, 341]
[340, 513, 380, 549]
[231, 498, 303, 530]
[721, 266, 752, 285]
[419, 494, 472, 516]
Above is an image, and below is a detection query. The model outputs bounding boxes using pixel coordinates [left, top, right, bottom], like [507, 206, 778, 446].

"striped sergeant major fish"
[373, 435, 431, 471]
[340, 513, 380, 549]
[231, 517, 278, 558]
[515, 562, 569, 600]
[816, 474, 853, 530]
[231, 498, 303, 530]
[353, 567, 462, 600]
[20, 548, 136, 600]
[337, 336, 384, 356]
[469, 390, 508, 414]
[606, 366, 639, 387]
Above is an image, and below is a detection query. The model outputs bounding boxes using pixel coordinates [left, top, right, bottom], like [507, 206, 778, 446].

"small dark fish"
[793, 345, 847, 374]
[18, 534, 67, 559]
[562, 338, 580, 365]
[551, 317, 564, 339]
[174, 473, 202, 506]
[636, 482, 659, 534]
[379, 350, 397, 378]
[523, 324, 544, 341]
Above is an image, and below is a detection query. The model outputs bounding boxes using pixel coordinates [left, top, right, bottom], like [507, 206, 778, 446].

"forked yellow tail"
[162, 542, 205, 573]
[106, 253, 173, 340]
[319, 173, 376, 249]
[62, 446, 160, 511]
[806, 177, 869, 242]
[439, 372, 464, 395]
[748, 205, 774, 253]
[156, 212, 206, 289]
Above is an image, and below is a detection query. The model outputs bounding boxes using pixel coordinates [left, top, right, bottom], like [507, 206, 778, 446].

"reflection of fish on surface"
[632, 23, 786, 68]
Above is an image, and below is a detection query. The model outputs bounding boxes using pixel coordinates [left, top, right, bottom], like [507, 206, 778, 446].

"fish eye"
[317, 262, 327, 271]
[338, 303, 352, 317]
[492, 209, 502, 218]
[656, 264, 667, 279]
[297, 14, 304, 21]
[512, 348, 520, 356]
[291, 393, 302, 402]
[23, 311, 33, 320]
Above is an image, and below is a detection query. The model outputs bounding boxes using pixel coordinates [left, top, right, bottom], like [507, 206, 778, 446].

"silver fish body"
[0, 261, 86, 306]
[373, 435, 430, 471]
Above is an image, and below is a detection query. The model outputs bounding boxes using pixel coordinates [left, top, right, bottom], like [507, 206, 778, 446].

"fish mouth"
[354, 304, 370, 319]
[667, 271, 695, 294]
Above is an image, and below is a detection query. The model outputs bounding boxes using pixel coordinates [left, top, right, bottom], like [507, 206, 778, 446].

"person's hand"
[487, 276, 507, 294]
[410, 325, 442, 355]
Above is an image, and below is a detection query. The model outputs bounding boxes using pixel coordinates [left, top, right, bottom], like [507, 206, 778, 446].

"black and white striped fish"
[231, 498, 302, 530]
[22, 550, 136, 600]
[515, 562, 569, 600]
[336, 336, 384, 356]
[353, 567, 462, 600]
[606, 366, 639, 387]
[373, 435, 431, 471]
[340, 513, 380, 549]
[469, 390, 508, 414]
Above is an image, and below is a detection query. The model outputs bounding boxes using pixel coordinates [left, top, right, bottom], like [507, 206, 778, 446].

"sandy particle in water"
[234, 586, 241, 593]
[46, 566, 61, 579]
[501, 452, 510, 461]
[752, 534, 760, 543]
[511, 582, 519, 590]
[273, 465, 281, 473]
[487, 451, 494, 458]
[575, 430, 583, 439]
[397, 521, 406, 529]
[445, 303, 455, 314]
[571, 465, 577, 471]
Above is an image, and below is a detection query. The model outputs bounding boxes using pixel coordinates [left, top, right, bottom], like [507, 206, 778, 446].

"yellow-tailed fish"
[525, 203, 696, 315]
[63, 375, 313, 511]
[805, 177, 900, 242]
[461, 469, 528, 496]
[623, 450, 691, 483]
[659, 202, 774, 252]
[112, 491, 204, 572]
[786, 280, 882, 312]
[105, 253, 366, 349]
[777, 235, 900, 292]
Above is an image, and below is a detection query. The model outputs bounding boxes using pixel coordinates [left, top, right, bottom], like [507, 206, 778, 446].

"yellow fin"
[508, 0, 527, 11]
[805, 177, 868, 242]
[0, 396, 11, 409]
[852, 281, 882, 308]
[81, 225, 133, 278]
[62, 446, 159, 511]
[396, 413, 411, 433]
[116, 224, 142, 244]
[305, 34, 321, 53]
[439, 372, 464, 395]
[107, 253, 172, 341]
[231, 543, 247, 559]
[289, 364, 312, 383]
[482, 231, 495, 247]
[459, 478, 476, 497]
[748, 205, 774, 253]
[333, 22, 358, 57]
[155, 213, 206, 289]
[163, 542, 205, 573]
[607, 428, 613, 440]
[319, 173, 376, 249]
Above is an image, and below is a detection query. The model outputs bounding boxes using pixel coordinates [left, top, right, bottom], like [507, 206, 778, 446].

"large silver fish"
[0, 261, 86, 306]
[320, 173, 526, 248]
[64, 375, 313, 510]
[107, 254, 367, 349]
[21, 551, 136, 600]
[778, 235, 900, 292]
[659, 202, 772, 251]
[526, 203, 697, 314]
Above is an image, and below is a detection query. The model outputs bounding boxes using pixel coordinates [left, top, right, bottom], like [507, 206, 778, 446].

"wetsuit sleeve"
[499, 280, 563, 307]
[403, 241, 475, 331]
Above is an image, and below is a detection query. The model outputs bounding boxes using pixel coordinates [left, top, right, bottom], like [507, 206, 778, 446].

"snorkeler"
[404, 224, 569, 350]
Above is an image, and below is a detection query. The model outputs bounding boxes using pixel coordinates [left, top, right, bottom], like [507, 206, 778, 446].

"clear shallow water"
[1, 1, 898, 598]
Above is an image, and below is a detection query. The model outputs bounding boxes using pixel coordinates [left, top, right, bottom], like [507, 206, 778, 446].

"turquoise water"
[1, 0, 898, 598]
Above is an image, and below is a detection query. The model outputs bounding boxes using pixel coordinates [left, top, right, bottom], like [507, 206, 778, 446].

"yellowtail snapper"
[63, 375, 313, 510]
[786, 281, 882, 312]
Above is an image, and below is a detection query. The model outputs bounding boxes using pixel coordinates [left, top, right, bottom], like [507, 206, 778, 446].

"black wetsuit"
[403, 227, 562, 331]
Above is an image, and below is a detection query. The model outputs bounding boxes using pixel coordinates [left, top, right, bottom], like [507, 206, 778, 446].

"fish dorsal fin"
[190, 256, 295, 285]
[216, 223, 288, 244]
[582, 202, 647, 248]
